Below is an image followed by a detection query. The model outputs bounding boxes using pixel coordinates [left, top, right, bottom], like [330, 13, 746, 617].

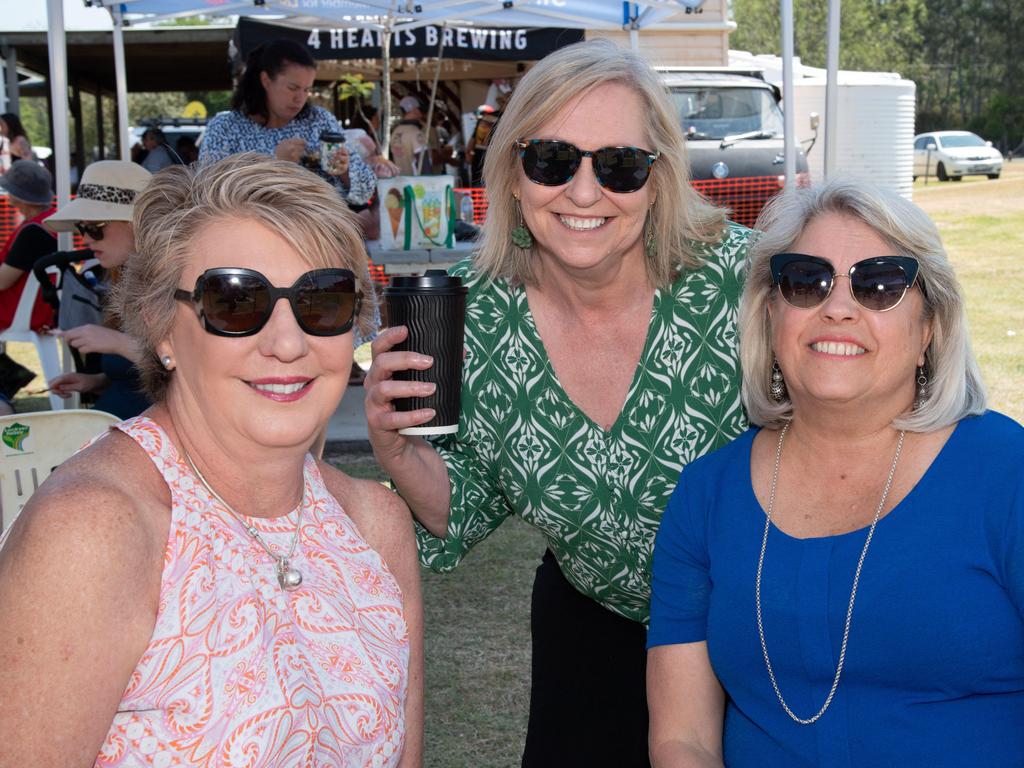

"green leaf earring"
[511, 195, 534, 250]
[511, 225, 534, 249]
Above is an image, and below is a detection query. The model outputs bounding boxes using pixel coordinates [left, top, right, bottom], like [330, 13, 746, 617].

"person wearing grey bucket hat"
[0, 160, 57, 411]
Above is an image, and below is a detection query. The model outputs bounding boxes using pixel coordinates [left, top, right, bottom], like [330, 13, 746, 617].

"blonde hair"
[114, 153, 373, 401]
[739, 176, 987, 431]
[476, 39, 726, 287]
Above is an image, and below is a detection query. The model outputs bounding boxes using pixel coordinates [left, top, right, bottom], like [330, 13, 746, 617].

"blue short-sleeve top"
[649, 411, 1024, 767]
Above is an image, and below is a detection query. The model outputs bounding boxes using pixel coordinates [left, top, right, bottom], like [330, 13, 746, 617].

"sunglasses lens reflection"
[593, 147, 653, 193]
[203, 273, 271, 334]
[778, 261, 832, 308]
[521, 141, 580, 186]
[76, 222, 105, 241]
[292, 272, 358, 334]
[851, 263, 911, 311]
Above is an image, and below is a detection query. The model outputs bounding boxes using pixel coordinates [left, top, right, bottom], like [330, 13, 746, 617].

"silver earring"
[914, 365, 928, 409]
[770, 359, 787, 402]
[161, 355, 174, 371]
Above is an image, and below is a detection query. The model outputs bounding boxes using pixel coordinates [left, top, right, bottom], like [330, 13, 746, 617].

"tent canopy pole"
[46, 0, 72, 251]
[415, 24, 446, 176]
[380, 22, 393, 158]
[780, 0, 796, 186]
[824, 0, 840, 178]
[111, 5, 131, 161]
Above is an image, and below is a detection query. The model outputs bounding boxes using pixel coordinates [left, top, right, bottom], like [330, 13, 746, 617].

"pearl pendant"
[277, 559, 303, 591]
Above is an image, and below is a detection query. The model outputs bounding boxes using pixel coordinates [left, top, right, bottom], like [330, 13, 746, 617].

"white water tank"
[789, 72, 917, 198]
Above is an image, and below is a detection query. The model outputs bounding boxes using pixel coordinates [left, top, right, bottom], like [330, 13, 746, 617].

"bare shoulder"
[316, 460, 416, 571]
[3, 428, 170, 597]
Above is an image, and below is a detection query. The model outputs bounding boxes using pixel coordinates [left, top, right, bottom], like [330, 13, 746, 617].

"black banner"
[236, 18, 584, 62]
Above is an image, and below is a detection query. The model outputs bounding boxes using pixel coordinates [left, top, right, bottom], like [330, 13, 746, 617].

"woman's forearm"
[377, 438, 452, 538]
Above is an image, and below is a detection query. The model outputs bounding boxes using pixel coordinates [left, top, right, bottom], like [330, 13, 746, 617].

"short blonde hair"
[739, 176, 987, 431]
[476, 39, 726, 287]
[113, 153, 373, 401]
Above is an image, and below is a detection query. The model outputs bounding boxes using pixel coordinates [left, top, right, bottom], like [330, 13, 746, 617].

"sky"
[3, 0, 115, 31]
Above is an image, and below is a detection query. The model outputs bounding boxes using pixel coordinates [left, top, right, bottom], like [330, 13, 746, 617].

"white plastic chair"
[0, 409, 121, 533]
[0, 270, 71, 411]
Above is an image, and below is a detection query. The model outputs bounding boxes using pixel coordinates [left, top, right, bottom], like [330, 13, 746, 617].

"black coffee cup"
[383, 270, 468, 436]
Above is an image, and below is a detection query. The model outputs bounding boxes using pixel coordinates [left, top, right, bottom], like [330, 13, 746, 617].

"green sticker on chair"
[2, 422, 29, 451]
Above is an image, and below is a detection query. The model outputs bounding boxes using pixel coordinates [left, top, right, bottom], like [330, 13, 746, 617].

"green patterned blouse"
[416, 224, 753, 624]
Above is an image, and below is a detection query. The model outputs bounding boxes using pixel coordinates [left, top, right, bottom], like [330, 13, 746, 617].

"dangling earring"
[644, 203, 657, 259]
[161, 355, 175, 371]
[510, 195, 534, 250]
[914, 365, 928, 409]
[770, 359, 787, 403]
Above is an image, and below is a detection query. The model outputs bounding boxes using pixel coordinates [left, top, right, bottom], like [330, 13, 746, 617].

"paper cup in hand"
[384, 270, 467, 436]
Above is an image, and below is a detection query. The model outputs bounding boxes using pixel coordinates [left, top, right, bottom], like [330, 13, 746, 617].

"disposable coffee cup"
[384, 270, 467, 436]
[319, 131, 346, 173]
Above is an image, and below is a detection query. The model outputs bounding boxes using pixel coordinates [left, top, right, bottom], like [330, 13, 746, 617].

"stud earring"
[770, 359, 787, 403]
[161, 355, 175, 371]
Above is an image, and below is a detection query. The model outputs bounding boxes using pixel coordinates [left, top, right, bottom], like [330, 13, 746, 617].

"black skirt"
[521, 550, 651, 768]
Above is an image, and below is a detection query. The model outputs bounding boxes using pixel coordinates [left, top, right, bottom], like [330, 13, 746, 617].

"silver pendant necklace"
[755, 422, 906, 725]
[184, 451, 305, 591]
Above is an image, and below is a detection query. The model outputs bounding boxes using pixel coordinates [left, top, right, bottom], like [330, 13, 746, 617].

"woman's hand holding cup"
[326, 146, 350, 177]
[365, 326, 437, 462]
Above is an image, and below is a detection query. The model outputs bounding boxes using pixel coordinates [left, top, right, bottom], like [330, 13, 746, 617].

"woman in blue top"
[199, 39, 376, 210]
[647, 177, 1022, 767]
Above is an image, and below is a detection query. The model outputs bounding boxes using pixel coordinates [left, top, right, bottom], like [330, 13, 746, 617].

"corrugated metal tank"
[789, 73, 917, 199]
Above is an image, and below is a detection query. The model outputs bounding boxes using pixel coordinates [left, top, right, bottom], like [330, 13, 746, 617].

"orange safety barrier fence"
[692, 175, 782, 228]
[0, 195, 84, 250]
[455, 187, 489, 225]
[452, 175, 810, 231]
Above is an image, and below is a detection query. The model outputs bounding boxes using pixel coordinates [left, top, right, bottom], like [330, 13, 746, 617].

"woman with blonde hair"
[0, 154, 423, 767]
[648, 177, 1020, 766]
[366, 39, 751, 765]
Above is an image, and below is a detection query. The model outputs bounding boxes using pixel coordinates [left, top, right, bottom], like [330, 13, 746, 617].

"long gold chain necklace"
[755, 422, 905, 724]
[184, 451, 305, 591]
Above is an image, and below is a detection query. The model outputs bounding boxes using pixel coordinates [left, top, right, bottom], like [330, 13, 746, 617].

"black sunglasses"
[515, 139, 660, 193]
[174, 267, 362, 337]
[770, 253, 921, 312]
[75, 221, 108, 240]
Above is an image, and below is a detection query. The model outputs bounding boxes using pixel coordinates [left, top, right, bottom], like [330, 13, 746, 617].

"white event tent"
[43, 0, 839, 246]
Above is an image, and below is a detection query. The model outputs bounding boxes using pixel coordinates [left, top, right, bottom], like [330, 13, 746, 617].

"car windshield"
[669, 87, 784, 139]
[939, 134, 986, 148]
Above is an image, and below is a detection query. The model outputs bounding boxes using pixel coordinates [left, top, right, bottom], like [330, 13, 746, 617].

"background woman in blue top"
[200, 39, 376, 210]
[647, 177, 1023, 767]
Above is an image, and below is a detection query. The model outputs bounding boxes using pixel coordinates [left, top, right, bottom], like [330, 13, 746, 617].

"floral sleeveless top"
[96, 417, 409, 768]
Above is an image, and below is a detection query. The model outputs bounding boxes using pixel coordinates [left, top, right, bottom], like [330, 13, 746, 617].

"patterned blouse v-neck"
[417, 223, 752, 624]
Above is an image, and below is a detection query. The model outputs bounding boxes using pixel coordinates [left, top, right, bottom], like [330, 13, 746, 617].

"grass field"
[4, 164, 1022, 767]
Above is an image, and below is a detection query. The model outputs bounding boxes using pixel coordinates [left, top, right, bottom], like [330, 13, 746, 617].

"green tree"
[731, 0, 924, 72]
[731, 0, 1022, 152]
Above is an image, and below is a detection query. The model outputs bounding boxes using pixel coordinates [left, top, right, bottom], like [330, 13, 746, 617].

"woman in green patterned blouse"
[366, 39, 752, 766]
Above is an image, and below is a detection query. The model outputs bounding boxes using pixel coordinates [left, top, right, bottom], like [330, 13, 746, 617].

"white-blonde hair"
[113, 153, 373, 401]
[476, 38, 726, 287]
[739, 176, 987, 431]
